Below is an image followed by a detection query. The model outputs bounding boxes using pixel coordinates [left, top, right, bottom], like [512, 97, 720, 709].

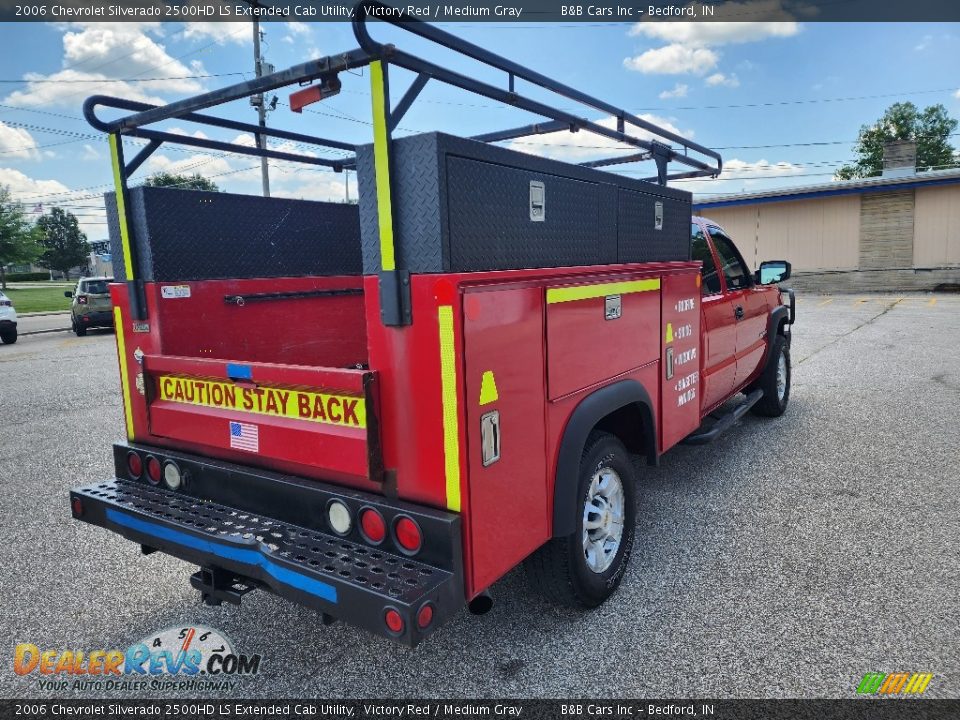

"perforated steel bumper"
[70, 444, 464, 646]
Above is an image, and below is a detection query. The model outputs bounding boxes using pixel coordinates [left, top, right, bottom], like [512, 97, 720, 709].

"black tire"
[74, 323, 87, 337]
[524, 431, 637, 608]
[751, 334, 790, 417]
[1, 329, 16, 345]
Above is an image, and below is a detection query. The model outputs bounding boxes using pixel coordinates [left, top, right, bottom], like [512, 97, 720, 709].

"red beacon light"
[289, 74, 342, 113]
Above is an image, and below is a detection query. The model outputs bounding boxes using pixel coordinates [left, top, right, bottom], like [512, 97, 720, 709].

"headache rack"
[84, 0, 722, 326]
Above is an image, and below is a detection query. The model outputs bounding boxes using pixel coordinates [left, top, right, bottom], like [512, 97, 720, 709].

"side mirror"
[756, 260, 791, 285]
[64, 291, 73, 298]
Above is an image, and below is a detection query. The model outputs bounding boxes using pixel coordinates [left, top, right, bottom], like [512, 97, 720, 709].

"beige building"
[694, 167, 960, 293]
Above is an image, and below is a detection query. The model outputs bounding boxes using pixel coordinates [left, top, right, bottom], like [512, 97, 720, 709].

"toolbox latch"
[529, 180, 545, 222]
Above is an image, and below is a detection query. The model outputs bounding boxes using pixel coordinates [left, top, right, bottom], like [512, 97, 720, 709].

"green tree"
[836, 102, 958, 180]
[36, 207, 88, 279]
[0, 186, 40, 290]
[142, 172, 220, 191]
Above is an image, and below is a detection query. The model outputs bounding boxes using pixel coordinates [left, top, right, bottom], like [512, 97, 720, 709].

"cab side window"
[691, 223, 721, 295]
[708, 227, 751, 291]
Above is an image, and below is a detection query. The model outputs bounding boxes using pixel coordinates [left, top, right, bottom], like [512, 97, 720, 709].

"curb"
[18, 310, 72, 318]
[21, 327, 70, 337]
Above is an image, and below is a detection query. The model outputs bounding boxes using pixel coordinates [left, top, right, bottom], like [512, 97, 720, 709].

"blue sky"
[0, 18, 957, 241]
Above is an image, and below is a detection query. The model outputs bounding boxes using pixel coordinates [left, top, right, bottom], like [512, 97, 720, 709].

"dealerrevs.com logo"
[14, 625, 261, 692]
[856, 672, 934, 696]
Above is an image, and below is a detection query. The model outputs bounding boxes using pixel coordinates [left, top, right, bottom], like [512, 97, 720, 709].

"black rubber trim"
[552, 379, 656, 537]
[763, 305, 790, 368]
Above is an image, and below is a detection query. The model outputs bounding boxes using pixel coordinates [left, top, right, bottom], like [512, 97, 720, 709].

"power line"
[0, 73, 247, 84]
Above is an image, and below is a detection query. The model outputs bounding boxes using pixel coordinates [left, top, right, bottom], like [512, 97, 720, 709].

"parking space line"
[928, 297, 937, 307]
[817, 298, 834, 307]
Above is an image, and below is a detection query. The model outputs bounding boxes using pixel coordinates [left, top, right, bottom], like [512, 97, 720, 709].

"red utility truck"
[71, 3, 795, 646]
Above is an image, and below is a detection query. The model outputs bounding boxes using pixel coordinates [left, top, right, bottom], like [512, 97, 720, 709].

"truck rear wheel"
[524, 431, 637, 608]
[751, 334, 790, 417]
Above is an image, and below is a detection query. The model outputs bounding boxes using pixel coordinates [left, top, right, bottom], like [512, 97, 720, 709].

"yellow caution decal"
[437, 306, 462, 512]
[114, 307, 135, 441]
[156, 376, 366, 428]
[665, 322, 674, 344]
[546, 278, 660, 304]
[479, 370, 499, 406]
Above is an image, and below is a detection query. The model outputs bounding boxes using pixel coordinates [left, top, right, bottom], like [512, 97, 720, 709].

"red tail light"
[146, 456, 161, 485]
[71, 496, 84, 517]
[127, 451, 143, 479]
[384, 608, 404, 635]
[417, 603, 434, 629]
[359, 509, 386, 544]
[77, 295, 88, 305]
[394, 516, 422, 554]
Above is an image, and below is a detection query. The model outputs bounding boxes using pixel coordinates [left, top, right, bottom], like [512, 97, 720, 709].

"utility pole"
[251, 8, 270, 197]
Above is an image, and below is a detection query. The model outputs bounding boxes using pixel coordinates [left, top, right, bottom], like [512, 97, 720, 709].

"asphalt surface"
[1, 294, 958, 699]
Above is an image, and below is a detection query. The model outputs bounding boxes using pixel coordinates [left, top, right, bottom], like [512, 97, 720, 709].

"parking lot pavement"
[1, 294, 957, 699]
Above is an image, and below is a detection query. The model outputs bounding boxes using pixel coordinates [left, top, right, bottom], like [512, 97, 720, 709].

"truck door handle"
[734, 305, 744, 320]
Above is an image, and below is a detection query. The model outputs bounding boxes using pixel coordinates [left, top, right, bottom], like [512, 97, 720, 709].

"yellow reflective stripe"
[114, 306, 135, 441]
[438, 305, 462, 512]
[370, 60, 396, 272]
[108, 134, 135, 280]
[546, 278, 660, 304]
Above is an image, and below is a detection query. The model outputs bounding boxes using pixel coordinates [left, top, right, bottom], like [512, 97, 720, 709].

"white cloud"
[3, 24, 206, 109]
[629, 19, 799, 47]
[143, 152, 236, 181]
[0, 122, 40, 160]
[677, 157, 804, 195]
[181, 23, 250, 45]
[625, 3, 799, 79]
[61, 25, 187, 78]
[505, 113, 693, 163]
[624, 45, 719, 75]
[705, 72, 740, 88]
[81, 144, 101, 161]
[954, 88, 960, 99]
[914, 34, 933, 51]
[659, 83, 689, 100]
[0, 167, 71, 200]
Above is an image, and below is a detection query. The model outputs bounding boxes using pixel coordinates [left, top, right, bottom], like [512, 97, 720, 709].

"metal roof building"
[693, 167, 960, 292]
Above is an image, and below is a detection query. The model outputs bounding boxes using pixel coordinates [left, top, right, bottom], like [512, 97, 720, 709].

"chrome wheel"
[776, 351, 788, 402]
[582, 467, 625, 574]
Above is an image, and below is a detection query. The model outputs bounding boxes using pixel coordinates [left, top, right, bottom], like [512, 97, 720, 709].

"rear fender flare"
[552, 380, 656, 537]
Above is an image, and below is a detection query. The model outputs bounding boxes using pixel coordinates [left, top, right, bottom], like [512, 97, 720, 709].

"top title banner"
[3, 0, 959, 22]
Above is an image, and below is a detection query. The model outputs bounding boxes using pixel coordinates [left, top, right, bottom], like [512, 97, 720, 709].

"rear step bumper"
[70, 444, 463, 647]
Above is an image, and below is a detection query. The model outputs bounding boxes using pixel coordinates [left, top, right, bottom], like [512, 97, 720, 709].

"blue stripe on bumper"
[105, 508, 338, 603]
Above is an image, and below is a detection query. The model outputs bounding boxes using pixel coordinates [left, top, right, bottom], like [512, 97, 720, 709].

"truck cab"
[693, 217, 793, 418]
[70, 1, 794, 647]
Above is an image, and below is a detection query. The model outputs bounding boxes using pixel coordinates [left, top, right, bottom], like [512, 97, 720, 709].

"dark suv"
[66, 277, 114, 336]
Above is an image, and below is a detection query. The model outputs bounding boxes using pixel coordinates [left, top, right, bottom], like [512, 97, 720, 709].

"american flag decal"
[229, 421, 259, 452]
